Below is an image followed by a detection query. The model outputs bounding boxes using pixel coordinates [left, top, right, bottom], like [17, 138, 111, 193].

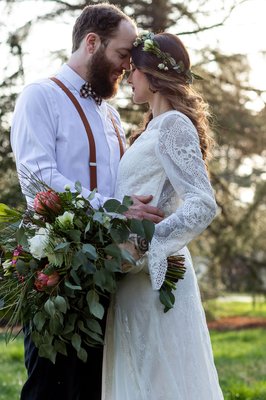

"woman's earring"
[149, 86, 158, 93]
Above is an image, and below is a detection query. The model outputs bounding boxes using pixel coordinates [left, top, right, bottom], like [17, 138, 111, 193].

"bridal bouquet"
[0, 179, 154, 363]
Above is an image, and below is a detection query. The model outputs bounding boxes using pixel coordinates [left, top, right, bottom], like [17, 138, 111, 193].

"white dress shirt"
[11, 64, 126, 207]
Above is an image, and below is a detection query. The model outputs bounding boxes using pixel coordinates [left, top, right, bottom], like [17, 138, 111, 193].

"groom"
[11, 4, 163, 400]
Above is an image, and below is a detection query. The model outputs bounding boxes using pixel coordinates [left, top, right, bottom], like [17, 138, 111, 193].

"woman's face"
[127, 65, 152, 104]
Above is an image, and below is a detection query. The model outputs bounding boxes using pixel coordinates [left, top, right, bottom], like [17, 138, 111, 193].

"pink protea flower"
[33, 190, 62, 216]
[34, 270, 60, 291]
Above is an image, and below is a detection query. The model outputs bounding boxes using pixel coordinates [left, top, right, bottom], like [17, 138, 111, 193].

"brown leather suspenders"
[50, 77, 124, 191]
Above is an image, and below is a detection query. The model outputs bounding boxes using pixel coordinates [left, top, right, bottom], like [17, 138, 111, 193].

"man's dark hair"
[72, 3, 134, 52]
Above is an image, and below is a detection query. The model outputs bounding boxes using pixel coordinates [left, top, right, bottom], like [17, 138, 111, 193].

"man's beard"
[86, 46, 123, 99]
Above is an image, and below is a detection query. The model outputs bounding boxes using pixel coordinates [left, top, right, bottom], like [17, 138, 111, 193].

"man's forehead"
[112, 20, 137, 47]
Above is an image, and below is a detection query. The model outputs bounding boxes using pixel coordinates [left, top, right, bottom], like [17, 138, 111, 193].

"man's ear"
[85, 33, 101, 54]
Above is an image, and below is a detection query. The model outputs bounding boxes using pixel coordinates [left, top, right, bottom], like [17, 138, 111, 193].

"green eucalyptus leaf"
[70, 269, 81, 285]
[87, 189, 97, 201]
[54, 242, 70, 252]
[29, 259, 38, 272]
[120, 248, 136, 266]
[110, 221, 130, 243]
[86, 290, 105, 319]
[31, 330, 42, 346]
[72, 250, 88, 269]
[77, 320, 102, 343]
[104, 258, 121, 272]
[85, 329, 103, 344]
[54, 295, 67, 313]
[65, 280, 82, 291]
[71, 333, 81, 352]
[63, 313, 77, 334]
[44, 298, 56, 318]
[77, 347, 87, 363]
[104, 244, 121, 259]
[33, 311, 47, 332]
[67, 229, 81, 242]
[74, 181, 82, 193]
[15, 226, 29, 248]
[103, 199, 121, 212]
[142, 219, 155, 242]
[84, 221, 91, 235]
[49, 314, 62, 334]
[86, 319, 102, 335]
[130, 219, 145, 237]
[82, 243, 97, 260]
[93, 212, 104, 224]
[15, 259, 28, 275]
[54, 340, 67, 356]
[81, 260, 96, 275]
[93, 269, 116, 292]
[122, 195, 133, 208]
[159, 288, 174, 313]
[39, 343, 57, 364]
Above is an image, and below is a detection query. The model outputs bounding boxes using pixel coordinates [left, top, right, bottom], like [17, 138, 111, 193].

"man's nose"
[121, 56, 131, 71]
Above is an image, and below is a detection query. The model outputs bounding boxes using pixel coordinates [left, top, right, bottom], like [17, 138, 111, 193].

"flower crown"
[133, 31, 202, 84]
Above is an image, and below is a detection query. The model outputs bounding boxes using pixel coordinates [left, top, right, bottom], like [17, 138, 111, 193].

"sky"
[1, 0, 265, 113]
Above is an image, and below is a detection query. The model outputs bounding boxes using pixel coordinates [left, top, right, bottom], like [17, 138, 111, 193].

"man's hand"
[124, 195, 164, 223]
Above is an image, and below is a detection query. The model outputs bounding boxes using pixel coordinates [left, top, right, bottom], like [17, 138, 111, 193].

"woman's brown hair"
[130, 33, 213, 165]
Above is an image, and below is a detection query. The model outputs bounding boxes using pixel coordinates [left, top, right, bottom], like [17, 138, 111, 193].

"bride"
[102, 32, 224, 400]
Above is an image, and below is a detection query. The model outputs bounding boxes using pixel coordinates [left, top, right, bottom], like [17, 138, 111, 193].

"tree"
[1, 0, 265, 294]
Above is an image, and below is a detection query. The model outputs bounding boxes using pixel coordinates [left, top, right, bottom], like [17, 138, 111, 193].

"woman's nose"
[127, 71, 133, 84]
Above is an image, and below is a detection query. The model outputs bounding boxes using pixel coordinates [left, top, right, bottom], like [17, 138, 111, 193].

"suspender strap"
[50, 77, 97, 191]
[50, 77, 125, 191]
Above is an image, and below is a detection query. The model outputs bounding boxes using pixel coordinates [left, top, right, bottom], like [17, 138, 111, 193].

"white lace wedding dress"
[102, 110, 224, 400]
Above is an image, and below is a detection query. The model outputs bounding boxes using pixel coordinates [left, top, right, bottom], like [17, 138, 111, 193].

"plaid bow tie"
[80, 82, 102, 105]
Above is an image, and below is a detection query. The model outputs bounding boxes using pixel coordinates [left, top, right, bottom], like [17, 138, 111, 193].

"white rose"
[2, 259, 12, 269]
[28, 227, 49, 260]
[56, 211, 74, 229]
[75, 194, 85, 209]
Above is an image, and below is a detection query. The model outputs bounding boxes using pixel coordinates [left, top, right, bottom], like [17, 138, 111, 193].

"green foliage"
[0, 184, 154, 364]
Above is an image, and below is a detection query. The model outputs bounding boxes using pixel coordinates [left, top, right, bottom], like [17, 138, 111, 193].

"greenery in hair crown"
[133, 31, 202, 84]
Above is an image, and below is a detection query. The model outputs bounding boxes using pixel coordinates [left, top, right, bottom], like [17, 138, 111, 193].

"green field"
[0, 333, 25, 400]
[1, 298, 266, 399]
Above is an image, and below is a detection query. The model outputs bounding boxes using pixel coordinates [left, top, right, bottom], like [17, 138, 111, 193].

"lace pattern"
[149, 112, 217, 289]
[115, 110, 217, 290]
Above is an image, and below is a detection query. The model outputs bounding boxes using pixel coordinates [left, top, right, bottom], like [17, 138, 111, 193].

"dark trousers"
[20, 328, 103, 400]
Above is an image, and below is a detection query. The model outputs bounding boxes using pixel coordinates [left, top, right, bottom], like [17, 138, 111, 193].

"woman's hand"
[124, 195, 164, 223]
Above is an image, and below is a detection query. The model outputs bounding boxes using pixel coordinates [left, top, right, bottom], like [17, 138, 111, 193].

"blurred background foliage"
[0, 0, 265, 298]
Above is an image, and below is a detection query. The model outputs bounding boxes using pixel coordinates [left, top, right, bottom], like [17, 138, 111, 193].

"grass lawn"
[204, 296, 266, 320]
[0, 298, 266, 399]
[211, 329, 266, 400]
[0, 333, 25, 400]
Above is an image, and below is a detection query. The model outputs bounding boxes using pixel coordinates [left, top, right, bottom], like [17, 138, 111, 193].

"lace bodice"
[115, 110, 217, 290]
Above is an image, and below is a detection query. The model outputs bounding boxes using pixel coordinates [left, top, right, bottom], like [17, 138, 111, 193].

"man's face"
[86, 20, 137, 99]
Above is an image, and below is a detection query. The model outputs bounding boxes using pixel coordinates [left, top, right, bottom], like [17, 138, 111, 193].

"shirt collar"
[56, 63, 107, 113]
[57, 63, 86, 93]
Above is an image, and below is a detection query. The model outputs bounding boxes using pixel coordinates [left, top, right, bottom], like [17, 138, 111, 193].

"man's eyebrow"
[117, 47, 131, 52]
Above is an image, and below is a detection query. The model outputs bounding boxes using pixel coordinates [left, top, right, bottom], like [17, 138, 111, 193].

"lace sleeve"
[148, 112, 217, 290]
